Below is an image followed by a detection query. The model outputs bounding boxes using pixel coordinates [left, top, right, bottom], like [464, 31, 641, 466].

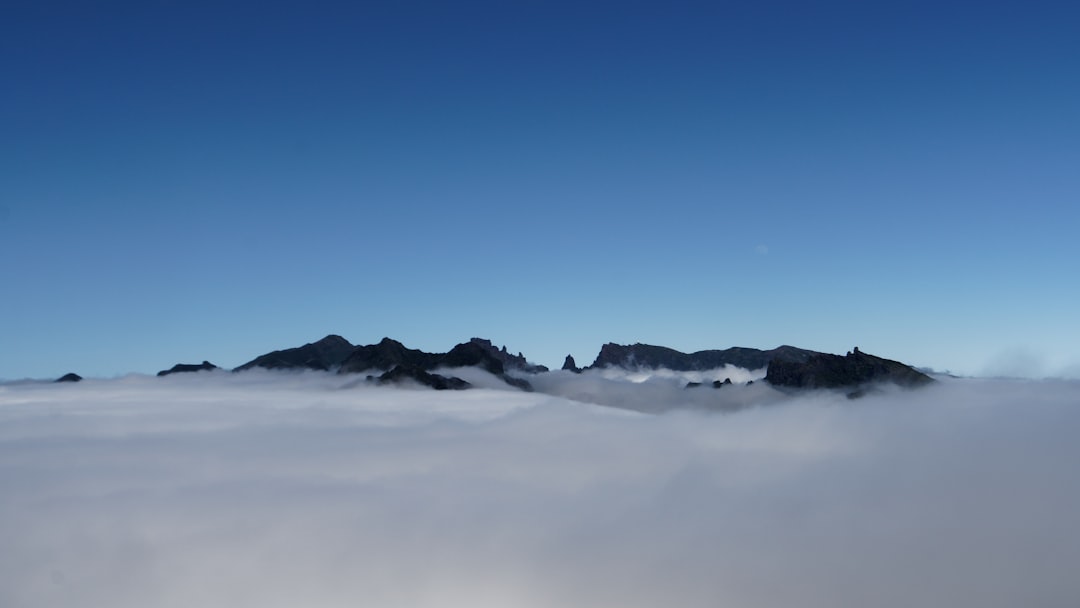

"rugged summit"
[765, 347, 934, 390]
[55, 373, 82, 383]
[158, 361, 219, 376]
[590, 343, 816, 371]
[237, 335, 539, 390]
[337, 337, 532, 381]
[458, 338, 549, 373]
[234, 335, 355, 372]
[338, 338, 437, 374]
[562, 355, 581, 373]
[210, 335, 932, 394]
[588, 342, 930, 393]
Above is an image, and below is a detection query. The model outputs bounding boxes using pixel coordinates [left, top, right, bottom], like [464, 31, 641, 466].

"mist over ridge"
[22, 333, 936, 404]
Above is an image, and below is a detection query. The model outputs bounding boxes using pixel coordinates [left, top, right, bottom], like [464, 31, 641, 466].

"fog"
[520, 365, 781, 413]
[2, 371, 1078, 607]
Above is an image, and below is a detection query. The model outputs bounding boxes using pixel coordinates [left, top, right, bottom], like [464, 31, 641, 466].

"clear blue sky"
[2, 0, 1078, 379]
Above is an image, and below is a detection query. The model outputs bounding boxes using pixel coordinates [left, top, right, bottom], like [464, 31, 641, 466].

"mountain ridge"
[765, 347, 935, 390]
[128, 336, 934, 393]
[588, 342, 819, 371]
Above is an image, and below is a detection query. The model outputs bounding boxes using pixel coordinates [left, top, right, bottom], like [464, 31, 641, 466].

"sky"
[2, 372, 1080, 606]
[2, 0, 1079, 379]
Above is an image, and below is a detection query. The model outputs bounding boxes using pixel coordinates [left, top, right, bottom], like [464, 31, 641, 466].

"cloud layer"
[2, 372, 1079, 607]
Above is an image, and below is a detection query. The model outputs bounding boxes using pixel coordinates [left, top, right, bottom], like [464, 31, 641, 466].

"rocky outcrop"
[457, 338, 549, 373]
[443, 340, 509, 376]
[338, 337, 532, 390]
[370, 366, 470, 390]
[562, 355, 581, 373]
[224, 335, 926, 395]
[439, 340, 535, 391]
[55, 373, 82, 383]
[591, 342, 930, 393]
[765, 347, 934, 391]
[338, 338, 437, 374]
[589, 343, 816, 371]
[157, 361, 219, 376]
[235, 335, 355, 372]
[234, 335, 537, 391]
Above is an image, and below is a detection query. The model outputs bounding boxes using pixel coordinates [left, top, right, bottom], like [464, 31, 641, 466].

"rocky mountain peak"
[562, 355, 581, 373]
[158, 361, 219, 377]
[235, 334, 355, 372]
[765, 347, 933, 392]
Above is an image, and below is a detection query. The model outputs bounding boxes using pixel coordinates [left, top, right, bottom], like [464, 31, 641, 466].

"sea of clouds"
[2, 369, 1078, 607]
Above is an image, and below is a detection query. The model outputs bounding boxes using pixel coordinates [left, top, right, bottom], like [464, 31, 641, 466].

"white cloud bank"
[1, 372, 1079, 607]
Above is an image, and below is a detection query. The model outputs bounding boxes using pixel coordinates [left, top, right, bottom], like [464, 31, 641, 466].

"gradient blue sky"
[2, 0, 1078, 379]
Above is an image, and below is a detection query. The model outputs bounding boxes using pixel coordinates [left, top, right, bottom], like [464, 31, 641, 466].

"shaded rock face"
[459, 338, 549, 373]
[370, 366, 470, 390]
[590, 343, 816, 371]
[562, 355, 581, 373]
[234, 335, 543, 388]
[765, 348, 934, 390]
[443, 340, 507, 376]
[235, 335, 355, 372]
[338, 338, 437, 374]
[437, 340, 533, 391]
[234, 335, 538, 391]
[500, 375, 534, 392]
[157, 361, 219, 377]
[338, 337, 532, 391]
[339, 338, 545, 376]
[55, 373, 82, 383]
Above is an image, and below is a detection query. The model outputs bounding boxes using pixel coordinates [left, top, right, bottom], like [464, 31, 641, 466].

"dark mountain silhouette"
[338, 338, 438, 374]
[457, 338, 548, 373]
[765, 347, 934, 391]
[239, 336, 538, 390]
[211, 335, 930, 394]
[55, 372, 82, 383]
[370, 366, 470, 390]
[339, 337, 534, 391]
[562, 355, 581, 373]
[589, 343, 817, 371]
[588, 342, 930, 392]
[157, 361, 219, 377]
[234, 335, 355, 372]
